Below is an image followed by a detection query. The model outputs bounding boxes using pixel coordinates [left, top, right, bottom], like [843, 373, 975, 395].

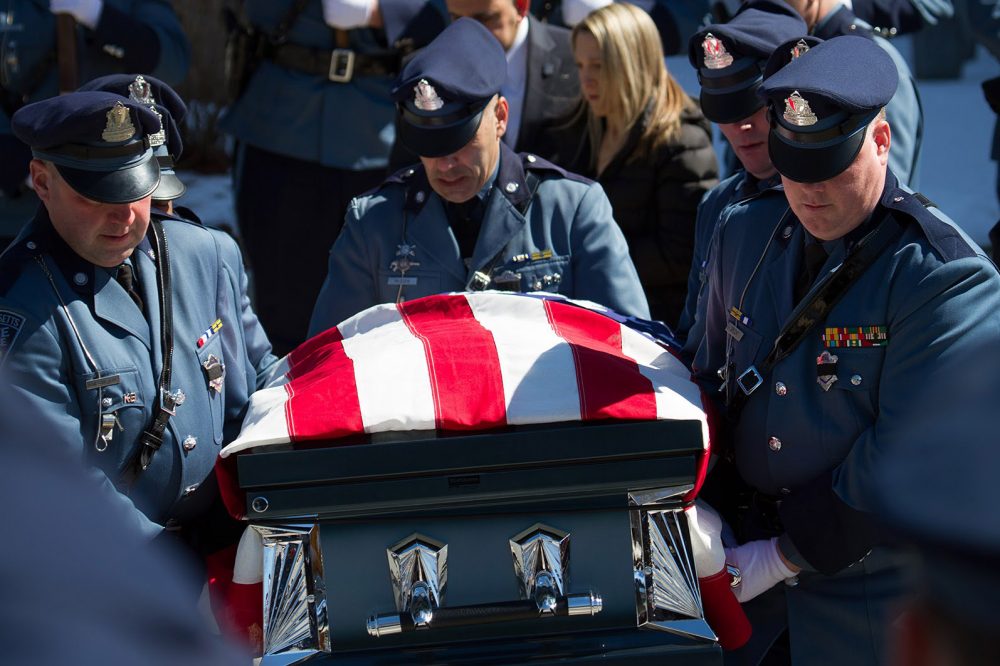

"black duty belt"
[267, 42, 401, 82]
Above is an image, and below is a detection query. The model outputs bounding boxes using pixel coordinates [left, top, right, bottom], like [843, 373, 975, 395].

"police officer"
[693, 36, 1000, 664]
[0, 0, 190, 251]
[78, 73, 197, 221]
[220, 0, 447, 356]
[0, 92, 278, 544]
[309, 18, 648, 333]
[782, 0, 924, 188]
[675, 0, 807, 349]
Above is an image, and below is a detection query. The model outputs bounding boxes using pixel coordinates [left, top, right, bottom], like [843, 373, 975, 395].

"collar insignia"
[414, 79, 444, 111]
[702, 33, 734, 70]
[102, 101, 136, 143]
[783, 91, 818, 126]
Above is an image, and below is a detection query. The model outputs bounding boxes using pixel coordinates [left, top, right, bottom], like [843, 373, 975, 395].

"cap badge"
[790, 39, 810, 60]
[414, 79, 444, 111]
[783, 91, 818, 127]
[702, 33, 733, 70]
[101, 101, 136, 142]
[128, 75, 166, 147]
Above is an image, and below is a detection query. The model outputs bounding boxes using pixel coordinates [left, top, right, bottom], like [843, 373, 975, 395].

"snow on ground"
[178, 42, 1000, 246]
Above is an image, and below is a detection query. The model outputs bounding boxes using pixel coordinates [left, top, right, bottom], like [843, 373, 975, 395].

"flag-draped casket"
[217, 293, 729, 664]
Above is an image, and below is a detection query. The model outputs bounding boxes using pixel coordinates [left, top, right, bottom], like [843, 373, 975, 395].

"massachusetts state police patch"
[0, 310, 26, 366]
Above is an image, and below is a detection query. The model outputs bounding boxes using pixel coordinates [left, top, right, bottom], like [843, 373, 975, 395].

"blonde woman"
[557, 3, 718, 325]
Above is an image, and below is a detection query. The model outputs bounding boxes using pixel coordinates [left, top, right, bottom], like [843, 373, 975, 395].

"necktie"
[116, 261, 144, 313]
[794, 240, 828, 304]
[446, 196, 486, 260]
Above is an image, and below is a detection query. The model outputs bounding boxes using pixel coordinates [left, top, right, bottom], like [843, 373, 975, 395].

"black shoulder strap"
[271, 0, 312, 44]
[728, 211, 905, 415]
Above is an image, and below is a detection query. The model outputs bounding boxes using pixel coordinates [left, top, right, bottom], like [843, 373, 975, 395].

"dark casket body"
[238, 419, 722, 665]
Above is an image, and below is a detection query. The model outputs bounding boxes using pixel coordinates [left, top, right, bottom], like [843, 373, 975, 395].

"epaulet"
[383, 163, 423, 188]
[884, 188, 977, 261]
[151, 209, 202, 226]
[520, 153, 594, 186]
[0, 234, 41, 295]
[171, 205, 204, 225]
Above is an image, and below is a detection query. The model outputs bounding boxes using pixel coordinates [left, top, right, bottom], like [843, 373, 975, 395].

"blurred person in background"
[551, 2, 717, 326]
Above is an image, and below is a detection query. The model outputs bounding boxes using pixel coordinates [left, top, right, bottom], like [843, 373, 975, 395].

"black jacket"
[559, 100, 719, 325]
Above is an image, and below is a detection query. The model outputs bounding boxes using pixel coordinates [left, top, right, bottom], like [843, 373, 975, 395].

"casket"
[224, 293, 723, 664]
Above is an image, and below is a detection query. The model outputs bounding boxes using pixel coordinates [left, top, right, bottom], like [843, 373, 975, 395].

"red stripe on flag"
[399, 295, 507, 430]
[282, 327, 364, 442]
[543, 301, 657, 421]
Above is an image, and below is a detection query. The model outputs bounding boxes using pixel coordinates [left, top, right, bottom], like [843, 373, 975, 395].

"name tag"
[725, 322, 744, 342]
[388, 277, 418, 286]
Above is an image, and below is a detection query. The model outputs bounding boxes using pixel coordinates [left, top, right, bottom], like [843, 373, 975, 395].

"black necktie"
[795, 240, 828, 304]
[116, 261, 144, 313]
[446, 196, 486, 259]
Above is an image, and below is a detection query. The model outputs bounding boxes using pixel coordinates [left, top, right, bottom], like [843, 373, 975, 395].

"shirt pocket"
[76, 366, 147, 460]
[505, 255, 571, 293]
[819, 348, 885, 459]
[196, 333, 226, 445]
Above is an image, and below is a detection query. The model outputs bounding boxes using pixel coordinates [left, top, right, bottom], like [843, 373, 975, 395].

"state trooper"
[0, 0, 190, 250]
[782, 0, 924, 188]
[220, 0, 447, 356]
[309, 17, 649, 333]
[675, 0, 807, 349]
[0, 92, 278, 547]
[692, 36, 1000, 664]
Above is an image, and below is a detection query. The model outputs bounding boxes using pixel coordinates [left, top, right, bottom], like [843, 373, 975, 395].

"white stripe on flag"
[221, 384, 293, 457]
[340, 303, 436, 433]
[619, 326, 709, 448]
[466, 292, 581, 424]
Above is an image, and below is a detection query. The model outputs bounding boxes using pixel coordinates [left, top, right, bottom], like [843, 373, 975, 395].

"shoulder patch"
[888, 191, 978, 262]
[521, 153, 594, 186]
[0, 309, 26, 367]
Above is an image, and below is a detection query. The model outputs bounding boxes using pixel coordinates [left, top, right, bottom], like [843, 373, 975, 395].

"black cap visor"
[397, 98, 490, 158]
[700, 81, 765, 125]
[56, 157, 160, 204]
[152, 163, 186, 201]
[768, 110, 877, 183]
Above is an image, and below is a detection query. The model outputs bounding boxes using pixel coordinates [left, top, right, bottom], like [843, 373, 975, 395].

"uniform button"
[183, 483, 199, 496]
[505, 182, 519, 193]
[849, 24, 857, 30]
[774, 382, 787, 396]
[73, 272, 88, 286]
[851, 374, 862, 386]
[415, 191, 426, 204]
[781, 226, 792, 239]
[526, 154, 537, 163]
[405, 168, 415, 177]
[768, 436, 782, 451]
[182, 435, 197, 451]
[780, 487, 791, 495]
[26, 241, 37, 250]
[102, 397, 113, 407]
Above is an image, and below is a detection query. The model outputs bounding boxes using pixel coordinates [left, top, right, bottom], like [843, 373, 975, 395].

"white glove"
[561, 0, 613, 26]
[724, 537, 798, 603]
[233, 526, 264, 585]
[321, 0, 376, 29]
[49, 0, 103, 29]
[687, 500, 726, 577]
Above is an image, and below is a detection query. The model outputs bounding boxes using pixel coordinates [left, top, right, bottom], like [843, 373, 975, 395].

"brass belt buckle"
[329, 48, 356, 82]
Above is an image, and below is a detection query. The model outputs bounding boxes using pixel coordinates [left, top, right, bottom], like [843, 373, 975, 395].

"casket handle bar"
[366, 591, 603, 637]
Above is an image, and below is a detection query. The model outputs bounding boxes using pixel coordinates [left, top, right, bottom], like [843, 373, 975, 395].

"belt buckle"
[329, 48, 355, 82]
[736, 365, 763, 396]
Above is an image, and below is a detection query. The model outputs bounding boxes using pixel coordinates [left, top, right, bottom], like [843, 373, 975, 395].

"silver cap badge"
[702, 33, 734, 70]
[101, 101, 136, 142]
[128, 75, 165, 147]
[414, 79, 444, 111]
[783, 91, 818, 127]
[790, 39, 810, 60]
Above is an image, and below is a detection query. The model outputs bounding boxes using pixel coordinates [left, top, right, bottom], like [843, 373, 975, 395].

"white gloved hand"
[321, 0, 376, 29]
[561, 0, 613, 26]
[49, 0, 103, 29]
[687, 500, 727, 577]
[724, 537, 798, 603]
[232, 526, 264, 585]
